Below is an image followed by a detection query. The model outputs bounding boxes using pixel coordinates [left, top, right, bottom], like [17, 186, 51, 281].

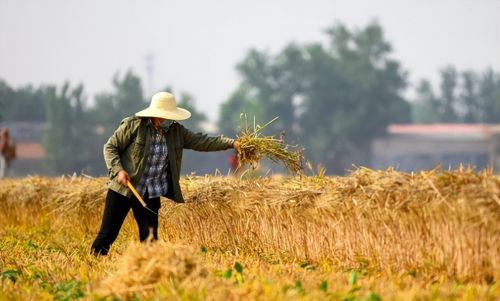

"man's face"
[151, 117, 166, 127]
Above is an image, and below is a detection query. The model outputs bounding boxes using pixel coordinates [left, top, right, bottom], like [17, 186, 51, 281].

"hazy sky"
[1, 0, 499, 120]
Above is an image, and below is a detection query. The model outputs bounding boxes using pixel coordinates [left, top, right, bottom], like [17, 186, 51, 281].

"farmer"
[91, 92, 239, 255]
[0, 128, 16, 178]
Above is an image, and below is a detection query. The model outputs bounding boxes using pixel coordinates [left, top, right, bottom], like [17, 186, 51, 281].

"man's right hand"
[118, 170, 131, 187]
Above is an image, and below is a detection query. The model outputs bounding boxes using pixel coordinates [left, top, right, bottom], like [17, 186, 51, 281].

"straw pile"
[165, 166, 500, 282]
[0, 167, 498, 283]
[0, 176, 107, 219]
[97, 242, 207, 299]
[236, 115, 303, 173]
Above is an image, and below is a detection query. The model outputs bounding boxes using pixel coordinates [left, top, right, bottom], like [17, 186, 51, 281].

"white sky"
[1, 0, 499, 121]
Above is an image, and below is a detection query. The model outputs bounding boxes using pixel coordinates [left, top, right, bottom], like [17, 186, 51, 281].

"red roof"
[16, 143, 45, 160]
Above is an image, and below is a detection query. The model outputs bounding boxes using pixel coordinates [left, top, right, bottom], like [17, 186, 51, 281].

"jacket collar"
[160, 120, 174, 132]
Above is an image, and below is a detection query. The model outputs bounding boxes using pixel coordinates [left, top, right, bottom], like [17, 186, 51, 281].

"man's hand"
[233, 140, 240, 153]
[118, 170, 131, 187]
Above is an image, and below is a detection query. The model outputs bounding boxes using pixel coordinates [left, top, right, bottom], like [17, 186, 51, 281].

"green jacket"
[104, 116, 235, 203]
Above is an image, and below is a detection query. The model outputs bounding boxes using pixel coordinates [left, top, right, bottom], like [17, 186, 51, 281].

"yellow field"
[0, 168, 499, 300]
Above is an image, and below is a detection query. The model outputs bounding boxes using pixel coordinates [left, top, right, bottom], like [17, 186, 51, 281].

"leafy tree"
[218, 83, 261, 137]
[0, 81, 46, 122]
[83, 69, 147, 175]
[438, 67, 459, 122]
[43, 82, 94, 174]
[459, 71, 479, 123]
[412, 67, 500, 124]
[477, 69, 500, 123]
[43, 83, 71, 173]
[91, 69, 146, 137]
[0, 80, 14, 121]
[219, 22, 411, 173]
[229, 45, 307, 139]
[42, 82, 104, 175]
[412, 80, 441, 123]
[300, 22, 410, 172]
[112, 70, 145, 117]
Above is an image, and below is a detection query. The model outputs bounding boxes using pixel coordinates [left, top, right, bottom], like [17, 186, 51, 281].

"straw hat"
[136, 92, 191, 120]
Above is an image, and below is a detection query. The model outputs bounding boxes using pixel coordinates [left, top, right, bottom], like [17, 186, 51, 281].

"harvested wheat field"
[0, 167, 499, 300]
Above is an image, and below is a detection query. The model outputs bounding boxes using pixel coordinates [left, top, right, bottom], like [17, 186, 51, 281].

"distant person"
[0, 128, 16, 178]
[91, 92, 240, 255]
[228, 150, 242, 176]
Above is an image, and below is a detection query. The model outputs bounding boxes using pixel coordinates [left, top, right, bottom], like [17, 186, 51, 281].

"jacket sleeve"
[182, 125, 235, 152]
[103, 117, 136, 177]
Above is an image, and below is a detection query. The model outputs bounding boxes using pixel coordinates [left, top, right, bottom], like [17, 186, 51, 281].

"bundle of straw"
[236, 114, 304, 173]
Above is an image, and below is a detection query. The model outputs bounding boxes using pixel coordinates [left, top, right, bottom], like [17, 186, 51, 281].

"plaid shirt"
[136, 125, 169, 198]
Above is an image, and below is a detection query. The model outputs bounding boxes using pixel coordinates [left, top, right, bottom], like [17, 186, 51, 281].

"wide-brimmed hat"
[136, 92, 191, 120]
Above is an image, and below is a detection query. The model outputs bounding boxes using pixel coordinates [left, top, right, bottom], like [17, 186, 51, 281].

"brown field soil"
[0, 167, 499, 300]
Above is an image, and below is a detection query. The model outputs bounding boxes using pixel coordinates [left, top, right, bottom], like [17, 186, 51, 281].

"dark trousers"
[91, 189, 161, 255]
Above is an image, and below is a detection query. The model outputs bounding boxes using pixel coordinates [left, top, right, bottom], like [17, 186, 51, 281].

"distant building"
[0, 121, 45, 176]
[371, 124, 500, 173]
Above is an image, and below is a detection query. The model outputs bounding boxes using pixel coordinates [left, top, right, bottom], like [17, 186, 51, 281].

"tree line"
[1, 21, 499, 175]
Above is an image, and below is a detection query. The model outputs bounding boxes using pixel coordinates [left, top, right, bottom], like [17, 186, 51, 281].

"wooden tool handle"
[127, 181, 147, 207]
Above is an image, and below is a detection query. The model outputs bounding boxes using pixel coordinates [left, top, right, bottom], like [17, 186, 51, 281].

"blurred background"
[1, 0, 499, 177]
